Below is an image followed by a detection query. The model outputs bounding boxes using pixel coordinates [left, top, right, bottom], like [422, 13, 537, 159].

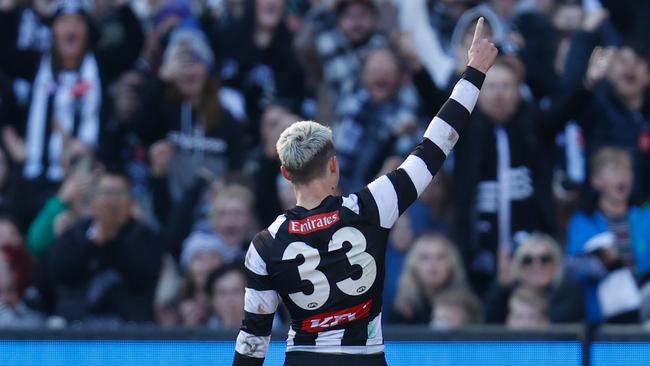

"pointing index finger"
[472, 17, 484, 45]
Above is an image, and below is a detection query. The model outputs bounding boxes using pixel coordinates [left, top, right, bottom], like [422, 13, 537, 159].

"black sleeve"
[164, 176, 210, 260]
[95, 5, 144, 83]
[46, 225, 94, 284]
[109, 223, 163, 290]
[0, 9, 40, 79]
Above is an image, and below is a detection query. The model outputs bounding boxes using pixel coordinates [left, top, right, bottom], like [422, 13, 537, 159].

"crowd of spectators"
[0, 0, 649, 332]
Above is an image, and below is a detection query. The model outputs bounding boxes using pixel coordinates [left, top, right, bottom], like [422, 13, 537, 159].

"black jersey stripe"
[233, 352, 263, 366]
[245, 269, 274, 291]
[411, 138, 447, 177]
[341, 319, 369, 346]
[436, 98, 470, 133]
[251, 230, 274, 253]
[356, 188, 381, 228]
[241, 312, 275, 336]
[462, 66, 486, 89]
[292, 329, 318, 346]
[386, 169, 417, 216]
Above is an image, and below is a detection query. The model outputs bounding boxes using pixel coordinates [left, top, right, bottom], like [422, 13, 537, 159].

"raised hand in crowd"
[585, 46, 616, 88]
[582, 7, 608, 32]
[149, 140, 175, 178]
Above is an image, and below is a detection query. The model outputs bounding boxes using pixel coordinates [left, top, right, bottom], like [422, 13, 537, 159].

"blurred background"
[0, 0, 649, 363]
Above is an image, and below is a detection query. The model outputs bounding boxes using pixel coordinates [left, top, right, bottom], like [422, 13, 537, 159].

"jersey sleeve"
[233, 234, 280, 366]
[357, 66, 485, 229]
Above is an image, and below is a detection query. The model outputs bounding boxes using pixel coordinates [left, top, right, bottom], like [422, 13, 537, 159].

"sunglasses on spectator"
[521, 254, 553, 266]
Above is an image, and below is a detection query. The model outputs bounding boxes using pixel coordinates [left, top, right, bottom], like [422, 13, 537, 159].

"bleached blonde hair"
[276, 121, 334, 184]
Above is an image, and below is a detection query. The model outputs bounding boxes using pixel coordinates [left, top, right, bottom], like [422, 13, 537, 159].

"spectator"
[391, 234, 468, 324]
[309, 0, 386, 123]
[431, 288, 482, 330]
[26, 139, 97, 257]
[333, 46, 419, 193]
[484, 233, 584, 324]
[0, 244, 43, 328]
[137, 27, 244, 204]
[206, 264, 246, 329]
[566, 146, 650, 324]
[0, 0, 144, 225]
[45, 170, 163, 323]
[214, 0, 304, 144]
[177, 232, 225, 327]
[505, 286, 550, 329]
[243, 103, 297, 226]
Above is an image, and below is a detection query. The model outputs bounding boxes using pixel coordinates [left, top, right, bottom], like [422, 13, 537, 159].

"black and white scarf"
[24, 54, 101, 181]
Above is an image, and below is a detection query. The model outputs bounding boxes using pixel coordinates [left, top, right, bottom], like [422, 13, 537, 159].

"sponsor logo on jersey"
[301, 299, 372, 332]
[288, 210, 340, 235]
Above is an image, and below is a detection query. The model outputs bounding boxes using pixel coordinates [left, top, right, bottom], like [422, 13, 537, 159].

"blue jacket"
[566, 206, 650, 323]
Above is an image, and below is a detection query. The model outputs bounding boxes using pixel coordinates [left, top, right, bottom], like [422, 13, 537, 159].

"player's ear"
[329, 155, 338, 174]
[280, 165, 293, 182]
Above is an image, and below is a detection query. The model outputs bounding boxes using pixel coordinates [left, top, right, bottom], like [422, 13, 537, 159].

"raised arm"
[233, 232, 280, 366]
[357, 17, 498, 229]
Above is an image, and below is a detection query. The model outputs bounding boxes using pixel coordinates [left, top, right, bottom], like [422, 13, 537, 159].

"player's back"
[248, 193, 388, 353]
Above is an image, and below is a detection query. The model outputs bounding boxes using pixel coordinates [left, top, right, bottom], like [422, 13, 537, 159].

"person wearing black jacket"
[137, 27, 244, 207]
[0, 0, 144, 225]
[453, 58, 592, 296]
[44, 170, 163, 323]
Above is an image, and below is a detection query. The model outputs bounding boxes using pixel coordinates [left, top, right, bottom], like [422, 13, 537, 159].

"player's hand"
[467, 17, 498, 74]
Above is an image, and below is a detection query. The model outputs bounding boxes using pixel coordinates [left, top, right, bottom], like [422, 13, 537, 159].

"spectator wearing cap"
[136, 26, 244, 207]
[0, 0, 144, 225]
[44, 170, 163, 323]
[177, 231, 225, 327]
[484, 233, 584, 324]
[211, 0, 305, 145]
[566, 146, 650, 324]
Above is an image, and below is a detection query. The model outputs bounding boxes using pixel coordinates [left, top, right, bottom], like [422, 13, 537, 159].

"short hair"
[434, 289, 483, 324]
[210, 184, 255, 217]
[335, 0, 377, 15]
[509, 286, 548, 314]
[205, 263, 246, 295]
[589, 146, 632, 177]
[276, 121, 335, 184]
[512, 233, 563, 284]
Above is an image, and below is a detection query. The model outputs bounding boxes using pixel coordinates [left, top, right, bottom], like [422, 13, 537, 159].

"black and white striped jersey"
[233, 67, 486, 366]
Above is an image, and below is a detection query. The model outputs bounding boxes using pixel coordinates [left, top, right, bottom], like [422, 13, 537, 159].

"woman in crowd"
[0, 0, 143, 226]
[391, 234, 469, 324]
[206, 264, 246, 329]
[484, 233, 584, 324]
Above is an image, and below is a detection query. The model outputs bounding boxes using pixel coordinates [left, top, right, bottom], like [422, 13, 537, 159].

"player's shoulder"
[251, 214, 287, 250]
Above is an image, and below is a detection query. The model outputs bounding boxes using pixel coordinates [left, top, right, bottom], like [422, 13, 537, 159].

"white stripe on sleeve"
[399, 155, 433, 196]
[367, 175, 399, 229]
[244, 288, 279, 315]
[235, 330, 270, 358]
[423, 116, 458, 156]
[267, 215, 286, 238]
[245, 244, 268, 276]
[449, 78, 480, 112]
[342, 194, 360, 214]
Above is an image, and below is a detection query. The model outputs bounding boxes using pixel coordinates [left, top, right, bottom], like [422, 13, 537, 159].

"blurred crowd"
[0, 0, 649, 332]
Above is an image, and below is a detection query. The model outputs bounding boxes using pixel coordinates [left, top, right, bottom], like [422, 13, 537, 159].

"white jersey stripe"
[235, 331, 270, 358]
[449, 78, 480, 112]
[367, 175, 400, 229]
[244, 288, 279, 314]
[399, 155, 433, 196]
[286, 326, 296, 346]
[366, 312, 383, 346]
[315, 329, 345, 346]
[244, 244, 268, 276]
[342, 194, 360, 214]
[423, 116, 458, 156]
[286, 344, 385, 354]
[267, 215, 287, 238]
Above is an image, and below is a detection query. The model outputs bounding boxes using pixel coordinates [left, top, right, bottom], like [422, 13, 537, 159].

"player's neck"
[294, 180, 337, 210]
